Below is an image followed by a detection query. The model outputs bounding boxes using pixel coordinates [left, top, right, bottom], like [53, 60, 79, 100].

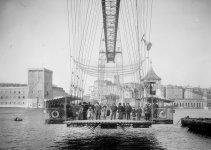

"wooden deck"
[65, 120, 153, 131]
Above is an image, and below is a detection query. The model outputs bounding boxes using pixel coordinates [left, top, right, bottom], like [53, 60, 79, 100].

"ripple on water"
[1, 108, 211, 150]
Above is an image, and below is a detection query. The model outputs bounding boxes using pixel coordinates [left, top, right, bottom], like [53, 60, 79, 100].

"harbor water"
[0, 108, 211, 150]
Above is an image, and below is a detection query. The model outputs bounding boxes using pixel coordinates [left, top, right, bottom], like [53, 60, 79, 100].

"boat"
[14, 117, 23, 121]
[181, 116, 211, 135]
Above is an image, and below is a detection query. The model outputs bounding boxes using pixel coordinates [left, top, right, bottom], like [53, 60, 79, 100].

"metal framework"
[101, 0, 121, 62]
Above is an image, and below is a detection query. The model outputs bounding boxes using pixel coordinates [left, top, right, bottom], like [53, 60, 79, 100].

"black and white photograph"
[0, 0, 211, 149]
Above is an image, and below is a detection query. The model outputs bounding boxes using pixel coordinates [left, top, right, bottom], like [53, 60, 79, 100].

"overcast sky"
[0, 0, 211, 93]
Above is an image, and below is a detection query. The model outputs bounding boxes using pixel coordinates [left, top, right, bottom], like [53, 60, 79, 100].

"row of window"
[0, 96, 25, 99]
[0, 102, 24, 105]
[0, 90, 25, 94]
[174, 102, 203, 108]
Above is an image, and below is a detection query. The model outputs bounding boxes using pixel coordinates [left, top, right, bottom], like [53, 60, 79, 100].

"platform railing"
[44, 106, 174, 124]
[151, 107, 174, 124]
[45, 108, 66, 124]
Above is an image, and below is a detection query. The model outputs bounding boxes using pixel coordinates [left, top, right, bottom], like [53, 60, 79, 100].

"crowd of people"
[63, 102, 160, 121]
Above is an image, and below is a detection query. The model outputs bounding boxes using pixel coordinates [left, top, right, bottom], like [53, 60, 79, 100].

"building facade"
[0, 68, 68, 108]
[0, 84, 28, 107]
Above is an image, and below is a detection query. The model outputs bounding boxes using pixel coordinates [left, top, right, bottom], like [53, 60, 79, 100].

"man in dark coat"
[136, 106, 142, 120]
[83, 102, 89, 120]
[118, 103, 123, 120]
[125, 103, 132, 120]
[95, 102, 102, 120]
[122, 103, 126, 119]
[110, 103, 117, 120]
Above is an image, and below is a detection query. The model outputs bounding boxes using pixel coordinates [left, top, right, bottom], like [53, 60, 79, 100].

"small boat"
[14, 117, 23, 121]
[181, 116, 211, 135]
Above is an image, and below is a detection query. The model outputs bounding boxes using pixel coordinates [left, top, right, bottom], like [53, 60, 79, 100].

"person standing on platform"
[118, 103, 123, 120]
[122, 103, 126, 120]
[153, 103, 158, 118]
[101, 106, 107, 120]
[136, 106, 142, 120]
[95, 102, 102, 120]
[126, 103, 132, 120]
[72, 104, 77, 120]
[131, 107, 136, 120]
[144, 104, 149, 120]
[78, 103, 84, 120]
[110, 103, 117, 120]
[83, 102, 88, 120]
[87, 107, 94, 120]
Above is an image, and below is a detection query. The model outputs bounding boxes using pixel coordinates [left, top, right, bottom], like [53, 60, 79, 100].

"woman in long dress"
[87, 107, 94, 120]
[101, 106, 107, 120]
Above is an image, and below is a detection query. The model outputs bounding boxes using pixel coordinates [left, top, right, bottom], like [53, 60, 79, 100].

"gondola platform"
[65, 120, 153, 131]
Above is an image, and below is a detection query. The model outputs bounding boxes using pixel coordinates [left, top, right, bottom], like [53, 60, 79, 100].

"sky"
[0, 0, 211, 94]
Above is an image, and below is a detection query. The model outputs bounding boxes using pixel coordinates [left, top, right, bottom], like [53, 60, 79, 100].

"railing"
[151, 107, 174, 124]
[45, 108, 66, 124]
[44, 106, 174, 124]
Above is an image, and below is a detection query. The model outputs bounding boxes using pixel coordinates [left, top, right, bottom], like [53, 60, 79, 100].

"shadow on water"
[52, 128, 166, 150]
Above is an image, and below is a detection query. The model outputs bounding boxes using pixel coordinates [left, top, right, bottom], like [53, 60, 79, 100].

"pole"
[64, 97, 67, 121]
[37, 97, 38, 109]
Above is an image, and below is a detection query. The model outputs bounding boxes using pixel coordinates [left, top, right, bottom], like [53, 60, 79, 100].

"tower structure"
[28, 68, 53, 108]
[141, 66, 161, 105]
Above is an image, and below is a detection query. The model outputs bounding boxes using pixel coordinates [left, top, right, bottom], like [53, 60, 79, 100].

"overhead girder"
[101, 0, 121, 63]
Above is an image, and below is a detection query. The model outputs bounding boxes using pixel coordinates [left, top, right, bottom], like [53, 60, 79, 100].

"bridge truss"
[101, 0, 121, 63]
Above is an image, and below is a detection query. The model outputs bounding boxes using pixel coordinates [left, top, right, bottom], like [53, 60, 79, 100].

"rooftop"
[0, 83, 27, 87]
[142, 67, 161, 81]
[28, 68, 53, 73]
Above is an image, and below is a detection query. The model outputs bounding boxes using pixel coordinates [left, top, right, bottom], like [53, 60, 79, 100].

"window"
[23, 102, 24, 104]
[0, 96, 3, 99]
[19, 91, 21, 94]
[10, 102, 11, 104]
[5, 102, 7, 104]
[23, 96, 25, 99]
[14, 91, 16, 94]
[18, 96, 20, 99]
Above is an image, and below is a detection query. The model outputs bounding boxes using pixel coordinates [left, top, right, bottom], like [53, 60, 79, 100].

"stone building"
[28, 68, 53, 108]
[0, 68, 68, 108]
[52, 85, 68, 98]
[0, 83, 28, 107]
[164, 85, 184, 99]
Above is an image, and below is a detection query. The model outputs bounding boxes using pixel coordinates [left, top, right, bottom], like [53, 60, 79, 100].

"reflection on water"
[0, 108, 211, 149]
[53, 128, 164, 150]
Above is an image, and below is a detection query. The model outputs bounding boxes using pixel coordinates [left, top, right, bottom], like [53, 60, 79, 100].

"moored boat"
[14, 117, 23, 121]
[181, 116, 211, 135]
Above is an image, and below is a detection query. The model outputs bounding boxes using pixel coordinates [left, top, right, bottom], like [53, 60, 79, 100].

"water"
[0, 108, 211, 150]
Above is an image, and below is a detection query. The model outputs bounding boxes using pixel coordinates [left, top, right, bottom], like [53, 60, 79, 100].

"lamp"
[141, 34, 152, 51]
